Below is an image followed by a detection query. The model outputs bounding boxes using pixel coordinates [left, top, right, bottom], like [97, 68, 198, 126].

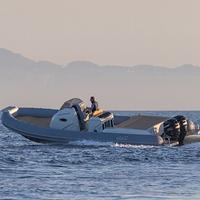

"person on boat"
[85, 96, 101, 117]
[90, 96, 99, 114]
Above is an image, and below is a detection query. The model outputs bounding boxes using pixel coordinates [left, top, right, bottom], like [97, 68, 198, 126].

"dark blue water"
[1, 111, 200, 200]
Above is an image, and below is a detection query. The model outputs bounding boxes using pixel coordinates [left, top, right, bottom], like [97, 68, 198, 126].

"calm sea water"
[1, 111, 200, 200]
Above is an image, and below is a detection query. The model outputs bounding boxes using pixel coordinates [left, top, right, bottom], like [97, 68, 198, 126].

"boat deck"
[16, 115, 168, 130]
[116, 115, 168, 130]
[16, 116, 51, 128]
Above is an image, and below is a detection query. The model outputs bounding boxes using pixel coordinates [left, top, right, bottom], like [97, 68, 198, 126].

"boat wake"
[68, 139, 155, 149]
[113, 143, 155, 149]
[68, 140, 113, 147]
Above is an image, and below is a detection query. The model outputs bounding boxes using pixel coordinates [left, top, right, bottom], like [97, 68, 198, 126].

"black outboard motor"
[174, 115, 188, 145]
[163, 118, 180, 142]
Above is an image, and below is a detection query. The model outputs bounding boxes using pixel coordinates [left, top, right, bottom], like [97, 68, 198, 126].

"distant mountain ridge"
[0, 48, 60, 69]
[0, 48, 199, 72]
[0, 48, 200, 110]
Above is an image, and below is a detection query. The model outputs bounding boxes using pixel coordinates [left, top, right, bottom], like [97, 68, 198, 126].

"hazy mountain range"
[0, 48, 200, 110]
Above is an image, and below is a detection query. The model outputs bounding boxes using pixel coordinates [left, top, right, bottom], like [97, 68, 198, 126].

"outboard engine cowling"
[174, 115, 188, 145]
[163, 118, 180, 141]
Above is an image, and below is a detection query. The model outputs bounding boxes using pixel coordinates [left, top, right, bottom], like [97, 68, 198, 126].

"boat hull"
[1, 107, 162, 146]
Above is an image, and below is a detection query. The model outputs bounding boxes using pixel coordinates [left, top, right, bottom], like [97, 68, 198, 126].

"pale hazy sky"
[0, 0, 200, 67]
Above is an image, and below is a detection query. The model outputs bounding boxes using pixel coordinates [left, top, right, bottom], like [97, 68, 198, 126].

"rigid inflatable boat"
[1, 98, 200, 146]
